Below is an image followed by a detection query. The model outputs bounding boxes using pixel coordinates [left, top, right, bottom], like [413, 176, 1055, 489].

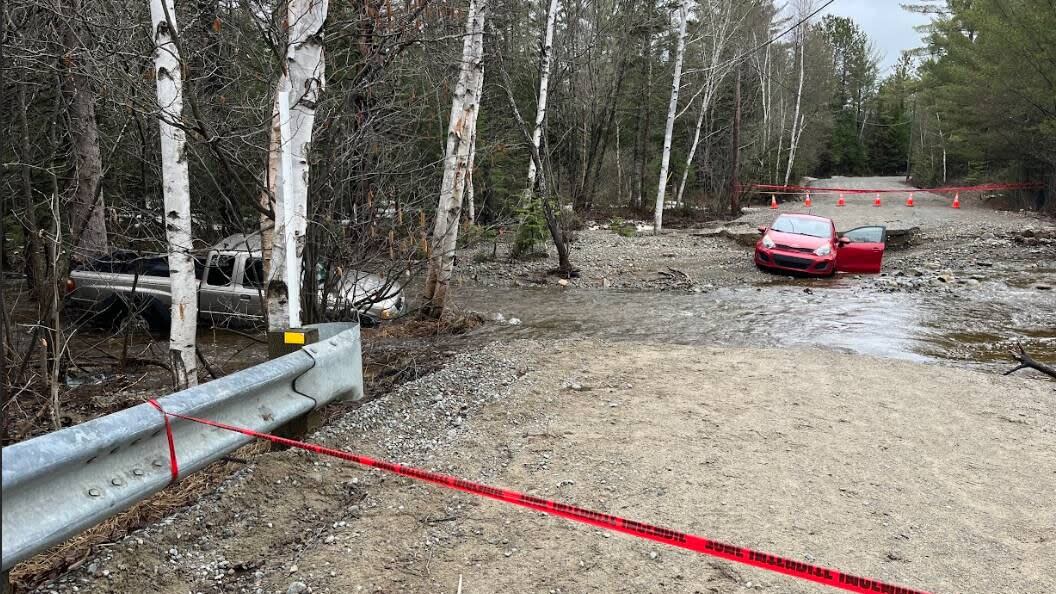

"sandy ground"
[30, 340, 1056, 594]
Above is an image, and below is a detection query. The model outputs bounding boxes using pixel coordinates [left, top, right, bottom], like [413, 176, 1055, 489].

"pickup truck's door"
[200, 252, 241, 324]
[236, 257, 266, 318]
[835, 226, 887, 273]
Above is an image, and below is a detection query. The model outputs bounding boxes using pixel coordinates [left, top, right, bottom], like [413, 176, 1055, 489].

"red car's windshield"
[770, 216, 831, 238]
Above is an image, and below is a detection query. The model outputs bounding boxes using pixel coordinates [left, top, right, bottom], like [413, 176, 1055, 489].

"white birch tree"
[264, 0, 329, 331]
[526, 0, 559, 191]
[148, 0, 197, 389]
[465, 49, 487, 223]
[422, 0, 488, 318]
[653, 0, 690, 234]
[674, 0, 740, 208]
[783, 11, 809, 187]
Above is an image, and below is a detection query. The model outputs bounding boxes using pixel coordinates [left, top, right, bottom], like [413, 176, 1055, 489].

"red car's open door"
[835, 226, 886, 273]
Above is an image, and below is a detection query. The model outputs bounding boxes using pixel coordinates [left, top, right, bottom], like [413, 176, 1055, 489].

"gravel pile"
[316, 341, 537, 464]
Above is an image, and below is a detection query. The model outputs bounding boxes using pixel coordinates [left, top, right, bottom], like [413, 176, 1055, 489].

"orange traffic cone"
[951, 193, 961, 209]
[804, 193, 812, 207]
[906, 193, 915, 207]
[836, 193, 846, 207]
[874, 193, 882, 207]
[770, 194, 778, 209]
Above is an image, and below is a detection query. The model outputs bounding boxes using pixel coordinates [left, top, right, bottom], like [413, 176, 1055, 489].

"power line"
[685, 0, 838, 77]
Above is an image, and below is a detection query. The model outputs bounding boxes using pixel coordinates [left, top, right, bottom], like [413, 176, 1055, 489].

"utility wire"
[684, 0, 838, 76]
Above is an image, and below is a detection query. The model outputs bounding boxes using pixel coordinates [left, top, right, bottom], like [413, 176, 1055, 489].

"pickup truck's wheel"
[92, 296, 130, 329]
[137, 298, 171, 333]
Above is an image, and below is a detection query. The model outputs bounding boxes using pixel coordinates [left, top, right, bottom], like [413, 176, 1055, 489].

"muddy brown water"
[454, 271, 1056, 372]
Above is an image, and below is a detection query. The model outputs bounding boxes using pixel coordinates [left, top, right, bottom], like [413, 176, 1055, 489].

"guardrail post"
[266, 328, 322, 448]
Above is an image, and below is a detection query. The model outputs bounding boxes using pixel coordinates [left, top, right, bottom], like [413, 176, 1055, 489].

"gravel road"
[30, 340, 1056, 594]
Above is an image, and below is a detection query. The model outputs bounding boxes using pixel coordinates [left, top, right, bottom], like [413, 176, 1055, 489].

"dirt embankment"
[28, 340, 1056, 594]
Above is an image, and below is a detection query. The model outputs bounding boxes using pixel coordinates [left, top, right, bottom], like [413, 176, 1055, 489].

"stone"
[286, 581, 309, 594]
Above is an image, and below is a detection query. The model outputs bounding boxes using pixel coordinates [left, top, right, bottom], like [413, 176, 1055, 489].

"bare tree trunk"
[466, 131, 477, 222]
[774, 94, 786, 184]
[728, 64, 741, 215]
[783, 27, 806, 188]
[61, 0, 108, 262]
[467, 31, 487, 224]
[422, 0, 488, 318]
[615, 119, 623, 202]
[265, 0, 329, 331]
[759, 36, 771, 158]
[149, 0, 197, 389]
[653, 0, 689, 234]
[48, 193, 63, 429]
[633, 25, 655, 209]
[675, 94, 707, 209]
[675, 0, 738, 209]
[526, 0, 559, 191]
[935, 111, 947, 184]
[259, 96, 280, 309]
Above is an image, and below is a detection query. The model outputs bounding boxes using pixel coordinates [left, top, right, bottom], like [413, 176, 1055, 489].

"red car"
[754, 214, 886, 276]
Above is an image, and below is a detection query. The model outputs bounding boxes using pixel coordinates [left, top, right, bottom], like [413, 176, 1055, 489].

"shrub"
[608, 218, 636, 237]
[512, 193, 549, 259]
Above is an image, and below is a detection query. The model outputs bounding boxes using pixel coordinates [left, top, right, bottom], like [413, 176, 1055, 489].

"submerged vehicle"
[754, 214, 887, 276]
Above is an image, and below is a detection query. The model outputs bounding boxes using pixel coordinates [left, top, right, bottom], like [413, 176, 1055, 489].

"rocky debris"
[317, 342, 535, 465]
[286, 581, 309, 594]
[1014, 226, 1056, 241]
[691, 226, 759, 246]
[457, 228, 733, 291]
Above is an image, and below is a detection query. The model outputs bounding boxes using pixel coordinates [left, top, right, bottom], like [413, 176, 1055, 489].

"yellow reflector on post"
[283, 331, 306, 345]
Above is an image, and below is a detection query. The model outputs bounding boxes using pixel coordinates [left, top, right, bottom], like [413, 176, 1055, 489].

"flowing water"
[454, 272, 1056, 371]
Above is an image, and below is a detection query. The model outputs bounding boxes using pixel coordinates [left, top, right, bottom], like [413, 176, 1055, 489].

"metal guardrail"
[1, 323, 363, 571]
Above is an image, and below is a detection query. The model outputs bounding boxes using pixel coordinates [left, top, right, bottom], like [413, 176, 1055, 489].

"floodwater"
[454, 271, 1056, 372]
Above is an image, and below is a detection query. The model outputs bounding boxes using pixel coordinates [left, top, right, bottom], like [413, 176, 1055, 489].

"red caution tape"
[147, 399, 179, 482]
[742, 182, 1043, 195]
[150, 404, 931, 594]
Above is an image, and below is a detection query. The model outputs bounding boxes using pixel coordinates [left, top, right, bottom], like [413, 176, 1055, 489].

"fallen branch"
[196, 348, 223, 380]
[1004, 343, 1056, 379]
[657, 267, 693, 289]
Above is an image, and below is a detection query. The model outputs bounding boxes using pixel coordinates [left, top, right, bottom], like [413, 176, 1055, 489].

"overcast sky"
[818, 0, 933, 74]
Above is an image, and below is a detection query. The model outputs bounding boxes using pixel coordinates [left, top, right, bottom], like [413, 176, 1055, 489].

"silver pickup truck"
[66, 233, 406, 330]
